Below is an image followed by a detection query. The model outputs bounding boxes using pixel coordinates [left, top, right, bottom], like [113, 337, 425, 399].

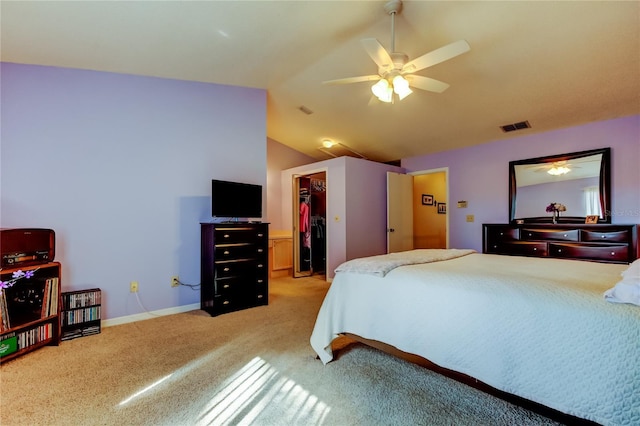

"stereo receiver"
[0, 228, 55, 268]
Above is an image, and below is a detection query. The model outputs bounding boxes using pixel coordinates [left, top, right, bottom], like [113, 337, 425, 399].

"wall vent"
[500, 120, 531, 133]
[317, 143, 367, 159]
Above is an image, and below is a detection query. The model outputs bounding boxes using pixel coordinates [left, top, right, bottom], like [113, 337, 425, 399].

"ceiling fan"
[323, 0, 470, 103]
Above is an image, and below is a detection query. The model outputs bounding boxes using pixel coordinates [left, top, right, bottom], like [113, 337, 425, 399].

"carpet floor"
[0, 275, 562, 426]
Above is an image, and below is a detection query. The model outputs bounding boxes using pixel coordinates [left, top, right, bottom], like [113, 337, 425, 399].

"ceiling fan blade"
[361, 38, 394, 72]
[323, 75, 380, 85]
[402, 40, 471, 73]
[405, 75, 450, 93]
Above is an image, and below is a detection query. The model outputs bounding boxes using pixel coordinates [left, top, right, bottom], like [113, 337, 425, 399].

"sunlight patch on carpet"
[118, 373, 173, 406]
[196, 356, 331, 425]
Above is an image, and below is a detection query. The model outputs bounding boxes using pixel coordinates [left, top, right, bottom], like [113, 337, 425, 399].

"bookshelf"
[0, 262, 61, 363]
[61, 288, 101, 341]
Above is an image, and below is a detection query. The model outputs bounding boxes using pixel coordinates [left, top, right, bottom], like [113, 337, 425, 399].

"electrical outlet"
[466, 215, 475, 223]
[171, 276, 180, 288]
[130, 281, 139, 293]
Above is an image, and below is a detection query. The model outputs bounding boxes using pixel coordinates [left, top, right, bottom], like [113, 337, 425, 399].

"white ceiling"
[2, 1, 639, 163]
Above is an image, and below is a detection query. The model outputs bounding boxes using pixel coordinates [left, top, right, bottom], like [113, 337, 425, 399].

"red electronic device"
[0, 228, 55, 268]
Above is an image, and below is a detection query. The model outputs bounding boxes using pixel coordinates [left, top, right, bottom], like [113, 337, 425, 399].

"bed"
[310, 249, 640, 426]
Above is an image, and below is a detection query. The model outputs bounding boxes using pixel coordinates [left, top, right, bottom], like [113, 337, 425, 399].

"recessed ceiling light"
[322, 139, 335, 148]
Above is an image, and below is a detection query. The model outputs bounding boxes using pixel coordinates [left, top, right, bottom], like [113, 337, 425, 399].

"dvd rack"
[61, 288, 101, 341]
[0, 262, 62, 363]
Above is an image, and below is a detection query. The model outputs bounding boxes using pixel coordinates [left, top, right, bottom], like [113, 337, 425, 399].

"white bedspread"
[334, 248, 476, 277]
[310, 252, 640, 426]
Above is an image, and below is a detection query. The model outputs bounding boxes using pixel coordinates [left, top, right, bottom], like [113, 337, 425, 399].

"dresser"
[483, 223, 639, 264]
[200, 223, 269, 316]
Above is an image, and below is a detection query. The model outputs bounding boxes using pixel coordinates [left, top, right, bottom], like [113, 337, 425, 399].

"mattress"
[310, 252, 640, 426]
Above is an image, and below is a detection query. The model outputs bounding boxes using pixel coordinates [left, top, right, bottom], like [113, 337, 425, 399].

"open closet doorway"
[293, 172, 327, 278]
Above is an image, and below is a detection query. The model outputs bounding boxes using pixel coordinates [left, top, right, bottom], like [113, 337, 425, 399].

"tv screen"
[211, 179, 262, 219]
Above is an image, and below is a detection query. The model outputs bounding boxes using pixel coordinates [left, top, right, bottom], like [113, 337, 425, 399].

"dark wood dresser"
[201, 222, 269, 316]
[483, 223, 639, 264]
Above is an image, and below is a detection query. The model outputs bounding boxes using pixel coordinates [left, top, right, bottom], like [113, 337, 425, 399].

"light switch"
[466, 215, 474, 222]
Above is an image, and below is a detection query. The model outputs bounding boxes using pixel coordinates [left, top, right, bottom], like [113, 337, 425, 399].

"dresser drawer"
[214, 259, 256, 278]
[487, 226, 519, 242]
[215, 243, 265, 260]
[549, 243, 628, 263]
[215, 227, 267, 244]
[489, 242, 548, 257]
[521, 228, 579, 241]
[581, 229, 630, 243]
[215, 277, 244, 296]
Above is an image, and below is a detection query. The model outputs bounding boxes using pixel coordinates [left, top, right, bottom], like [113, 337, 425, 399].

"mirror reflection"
[509, 148, 611, 224]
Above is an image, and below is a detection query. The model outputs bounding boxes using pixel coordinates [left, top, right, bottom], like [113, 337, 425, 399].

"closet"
[295, 173, 326, 277]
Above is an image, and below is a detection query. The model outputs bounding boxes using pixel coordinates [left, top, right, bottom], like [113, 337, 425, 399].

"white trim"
[102, 303, 200, 327]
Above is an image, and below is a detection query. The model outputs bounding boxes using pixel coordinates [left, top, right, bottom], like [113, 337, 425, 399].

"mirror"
[509, 148, 611, 224]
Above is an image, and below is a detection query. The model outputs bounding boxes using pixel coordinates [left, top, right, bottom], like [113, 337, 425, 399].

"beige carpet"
[0, 275, 561, 426]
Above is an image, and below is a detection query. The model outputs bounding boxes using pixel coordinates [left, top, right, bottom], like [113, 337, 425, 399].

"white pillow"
[621, 258, 640, 279]
[604, 277, 640, 306]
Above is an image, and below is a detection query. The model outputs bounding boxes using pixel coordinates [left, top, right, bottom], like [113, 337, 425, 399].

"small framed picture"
[585, 215, 599, 224]
[437, 202, 447, 214]
[422, 194, 434, 206]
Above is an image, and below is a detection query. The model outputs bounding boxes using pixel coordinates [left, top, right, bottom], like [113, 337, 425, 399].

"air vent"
[318, 143, 367, 159]
[500, 120, 531, 133]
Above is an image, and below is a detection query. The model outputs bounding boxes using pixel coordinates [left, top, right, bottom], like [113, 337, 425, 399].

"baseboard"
[102, 303, 200, 327]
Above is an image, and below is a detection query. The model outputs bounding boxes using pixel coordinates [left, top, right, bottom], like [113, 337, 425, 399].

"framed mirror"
[509, 147, 611, 224]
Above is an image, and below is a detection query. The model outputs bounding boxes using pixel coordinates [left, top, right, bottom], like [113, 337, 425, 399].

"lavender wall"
[266, 138, 315, 230]
[281, 157, 403, 278]
[402, 115, 640, 251]
[1, 63, 267, 320]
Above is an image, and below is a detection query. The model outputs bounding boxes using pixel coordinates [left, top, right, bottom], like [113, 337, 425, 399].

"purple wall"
[1, 63, 267, 320]
[266, 138, 316, 230]
[402, 115, 640, 251]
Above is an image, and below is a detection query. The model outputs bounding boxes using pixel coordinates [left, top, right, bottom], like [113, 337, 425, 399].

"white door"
[387, 172, 414, 253]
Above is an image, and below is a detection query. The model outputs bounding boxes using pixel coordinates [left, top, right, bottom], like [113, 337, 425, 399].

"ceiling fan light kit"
[323, 0, 470, 104]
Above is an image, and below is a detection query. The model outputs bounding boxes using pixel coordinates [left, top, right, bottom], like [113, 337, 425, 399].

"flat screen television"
[211, 179, 262, 219]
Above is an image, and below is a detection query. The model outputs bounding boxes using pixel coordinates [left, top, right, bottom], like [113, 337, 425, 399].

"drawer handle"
[223, 300, 230, 305]
[563, 234, 567, 237]
[557, 249, 562, 253]
[224, 250, 230, 255]
[257, 294, 264, 299]
[258, 248, 264, 253]
[528, 233, 532, 237]
[258, 279, 264, 283]
[611, 251, 616, 256]
[224, 267, 230, 272]
[601, 235, 607, 239]
[499, 232, 504, 236]
[493, 245, 498, 249]
[223, 284, 230, 289]
[533, 248, 537, 251]
[258, 233, 264, 237]
[224, 234, 230, 238]
[258, 264, 264, 268]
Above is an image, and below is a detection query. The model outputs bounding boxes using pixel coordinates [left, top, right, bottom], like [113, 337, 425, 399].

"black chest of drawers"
[201, 223, 269, 316]
[483, 223, 639, 264]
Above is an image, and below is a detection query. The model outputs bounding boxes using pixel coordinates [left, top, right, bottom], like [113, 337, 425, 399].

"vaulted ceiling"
[2, 1, 638, 163]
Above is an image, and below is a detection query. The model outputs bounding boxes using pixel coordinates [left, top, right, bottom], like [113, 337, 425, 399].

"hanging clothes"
[300, 198, 311, 248]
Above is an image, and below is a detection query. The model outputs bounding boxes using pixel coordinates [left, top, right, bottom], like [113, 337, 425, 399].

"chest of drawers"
[201, 223, 269, 316]
[483, 223, 638, 264]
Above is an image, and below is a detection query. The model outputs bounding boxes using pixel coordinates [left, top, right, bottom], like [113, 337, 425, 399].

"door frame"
[292, 168, 328, 278]
[410, 167, 449, 248]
